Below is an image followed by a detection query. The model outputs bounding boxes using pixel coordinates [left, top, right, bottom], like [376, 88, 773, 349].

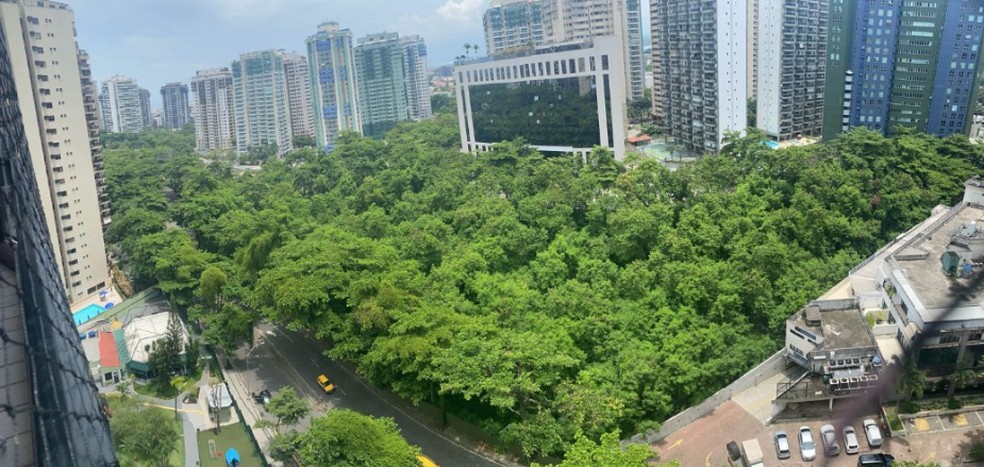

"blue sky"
[68, 0, 649, 108]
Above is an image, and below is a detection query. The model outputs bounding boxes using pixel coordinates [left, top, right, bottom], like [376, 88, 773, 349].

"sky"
[67, 0, 649, 108]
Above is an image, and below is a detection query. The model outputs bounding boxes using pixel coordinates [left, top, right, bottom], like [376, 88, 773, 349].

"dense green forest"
[102, 119, 984, 459]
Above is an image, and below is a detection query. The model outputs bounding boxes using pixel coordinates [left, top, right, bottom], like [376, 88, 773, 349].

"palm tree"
[463, 43, 472, 56]
[472, 44, 481, 56]
[948, 360, 978, 398]
[896, 358, 928, 403]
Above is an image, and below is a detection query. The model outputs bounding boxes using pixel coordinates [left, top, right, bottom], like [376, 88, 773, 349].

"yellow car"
[316, 374, 335, 394]
[418, 454, 439, 467]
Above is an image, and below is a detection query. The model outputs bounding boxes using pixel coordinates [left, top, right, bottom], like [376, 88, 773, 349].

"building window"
[940, 334, 960, 344]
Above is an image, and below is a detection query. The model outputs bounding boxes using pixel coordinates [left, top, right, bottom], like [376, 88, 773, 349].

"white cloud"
[436, 0, 485, 23]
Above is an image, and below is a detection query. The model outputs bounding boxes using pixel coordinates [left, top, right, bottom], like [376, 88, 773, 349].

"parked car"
[316, 374, 336, 394]
[798, 426, 816, 461]
[774, 431, 791, 459]
[863, 419, 883, 447]
[857, 453, 895, 466]
[252, 389, 271, 404]
[725, 441, 743, 467]
[820, 424, 840, 456]
[843, 425, 860, 454]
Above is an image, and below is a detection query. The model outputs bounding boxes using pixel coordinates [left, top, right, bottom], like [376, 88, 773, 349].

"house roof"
[627, 134, 651, 143]
[99, 332, 120, 368]
[123, 312, 188, 364]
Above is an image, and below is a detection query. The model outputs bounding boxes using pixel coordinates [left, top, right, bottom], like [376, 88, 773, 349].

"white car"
[843, 425, 860, 454]
[863, 419, 883, 447]
[774, 431, 791, 459]
[798, 426, 816, 461]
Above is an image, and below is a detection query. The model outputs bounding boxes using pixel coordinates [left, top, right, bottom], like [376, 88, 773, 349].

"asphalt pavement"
[242, 322, 509, 467]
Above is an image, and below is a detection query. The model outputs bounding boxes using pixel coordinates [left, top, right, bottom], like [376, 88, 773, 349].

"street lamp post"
[245, 335, 265, 396]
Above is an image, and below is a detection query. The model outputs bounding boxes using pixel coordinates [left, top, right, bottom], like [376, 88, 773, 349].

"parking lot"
[653, 400, 983, 466]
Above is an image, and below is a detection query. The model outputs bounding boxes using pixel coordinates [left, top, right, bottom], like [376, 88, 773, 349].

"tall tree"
[294, 410, 420, 466]
[110, 401, 180, 467]
[266, 386, 310, 432]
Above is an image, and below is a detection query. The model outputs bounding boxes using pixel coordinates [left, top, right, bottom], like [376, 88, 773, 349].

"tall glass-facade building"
[231, 50, 293, 156]
[823, 0, 984, 140]
[306, 22, 362, 151]
[354, 32, 408, 138]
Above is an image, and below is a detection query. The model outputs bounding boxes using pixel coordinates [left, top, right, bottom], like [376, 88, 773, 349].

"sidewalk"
[216, 348, 278, 465]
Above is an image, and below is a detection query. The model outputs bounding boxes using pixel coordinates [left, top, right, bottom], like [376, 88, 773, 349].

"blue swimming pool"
[764, 140, 780, 149]
[73, 303, 106, 326]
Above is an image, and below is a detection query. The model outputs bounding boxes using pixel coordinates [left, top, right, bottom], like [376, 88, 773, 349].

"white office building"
[283, 51, 314, 138]
[231, 50, 293, 156]
[98, 75, 145, 133]
[190, 67, 235, 153]
[455, 37, 627, 160]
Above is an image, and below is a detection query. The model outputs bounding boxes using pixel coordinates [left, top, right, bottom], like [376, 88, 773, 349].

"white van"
[863, 419, 883, 447]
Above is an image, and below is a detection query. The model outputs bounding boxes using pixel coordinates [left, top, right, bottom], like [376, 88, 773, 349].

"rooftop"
[888, 203, 984, 323]
[792, 304, 875, 351]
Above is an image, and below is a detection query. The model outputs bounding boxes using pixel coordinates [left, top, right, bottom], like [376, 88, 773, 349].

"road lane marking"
[666, 439, 682, 450]
[954, 414, 969, 426]
[705, 452, 712, 467]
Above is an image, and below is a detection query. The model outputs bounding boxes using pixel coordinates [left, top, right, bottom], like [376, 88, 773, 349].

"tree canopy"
[104, 118, 984, 458]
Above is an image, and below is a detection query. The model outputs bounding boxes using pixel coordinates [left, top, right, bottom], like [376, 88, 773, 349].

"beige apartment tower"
[282, 51, 314, 138]
[0, 0, 110, 304]
[190, 67, 235, 153]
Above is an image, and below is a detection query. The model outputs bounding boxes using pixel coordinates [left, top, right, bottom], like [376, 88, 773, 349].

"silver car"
[799, 426, 816, 461]
[843, 425, 860, 454]
[774, 431, 791, 459]
[820, 424, 840, 456]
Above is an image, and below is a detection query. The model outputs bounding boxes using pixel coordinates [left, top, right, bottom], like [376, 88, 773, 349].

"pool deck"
[69, 285, 122, 315]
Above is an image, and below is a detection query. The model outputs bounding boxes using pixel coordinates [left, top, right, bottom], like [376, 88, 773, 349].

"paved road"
[242, 322, 506, 467]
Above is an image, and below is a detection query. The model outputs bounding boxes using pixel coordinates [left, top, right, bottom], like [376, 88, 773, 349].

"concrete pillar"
[956, 332, 970, 366]
[829, 397, 834, 411]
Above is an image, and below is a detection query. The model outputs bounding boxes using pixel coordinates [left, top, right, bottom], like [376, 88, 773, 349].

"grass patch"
[196, 422, 263, 467]
[134, 368, 203, 399]
[106, 395, 184, 466]
[885, 406, 904, 432]
[135, 380, 179, 398]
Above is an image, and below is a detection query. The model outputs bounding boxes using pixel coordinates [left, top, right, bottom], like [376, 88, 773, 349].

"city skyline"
[67, 0, 657, 108]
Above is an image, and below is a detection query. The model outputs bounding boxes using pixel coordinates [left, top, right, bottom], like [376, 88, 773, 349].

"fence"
[624, 349, 788, 446]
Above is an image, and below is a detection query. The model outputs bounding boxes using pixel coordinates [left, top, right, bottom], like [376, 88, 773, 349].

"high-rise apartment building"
[77, 49, 110, 228]
[283, 52, 314, 138]
[540, 0, 644, 99]
[651, 0, 747, 153]
[99, 75, 145, 133]
[231, 50, 293, 156]
[190, 67, 235, 153]
[355, 32, 409, 139]
[306, 21, 362, 151]
[402, 35, 433, 121]
[160, 82, 191, 129]
[747, 0, 758, 100]
[139, 87, 151, 128]
[0, 0, 111, 304]
[756, 0, 827, 142]
[483, 0, 545, 55]
[823, 0, 984, 140]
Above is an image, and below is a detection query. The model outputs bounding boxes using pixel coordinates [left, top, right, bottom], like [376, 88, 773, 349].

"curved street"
[232, 322, 509, 467]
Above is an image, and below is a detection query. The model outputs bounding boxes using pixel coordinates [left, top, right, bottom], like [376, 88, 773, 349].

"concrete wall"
[625, 349, 787, 445]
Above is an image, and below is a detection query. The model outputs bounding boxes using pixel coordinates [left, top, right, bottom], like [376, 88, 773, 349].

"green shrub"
[970, 440, 984, 462]
[900, 401, 920, 414]
[885, 407, 904, 431]
[948, 398, 962, 410]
